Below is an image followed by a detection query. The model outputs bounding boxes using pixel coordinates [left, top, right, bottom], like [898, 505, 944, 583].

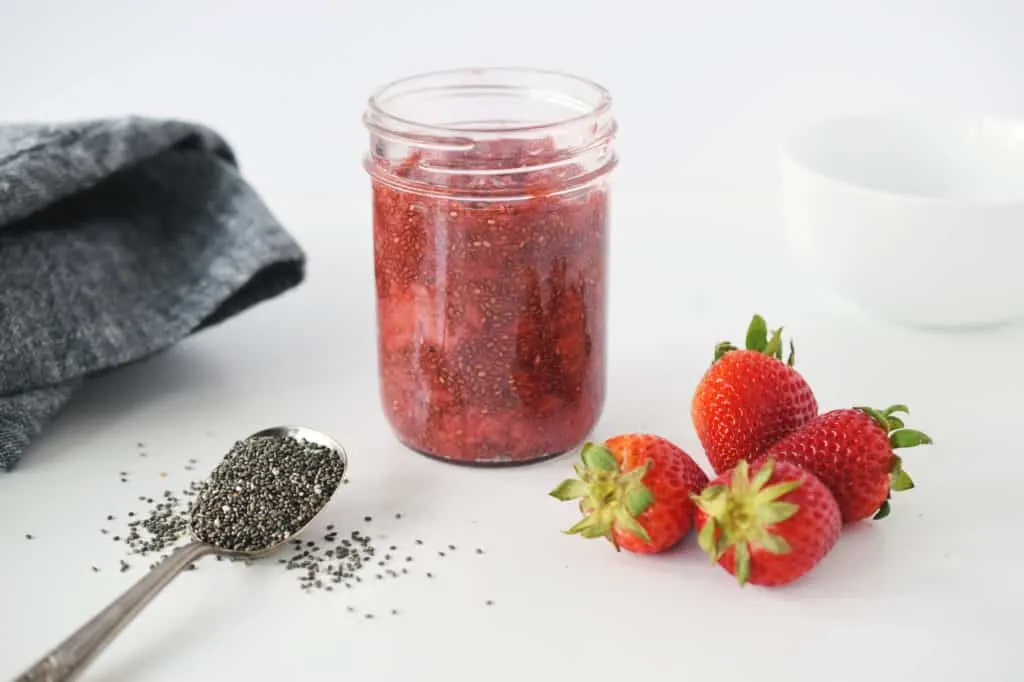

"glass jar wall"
[363, 68, 618, 465]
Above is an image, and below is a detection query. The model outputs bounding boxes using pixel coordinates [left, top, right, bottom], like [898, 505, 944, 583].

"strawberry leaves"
[890, 429, 932, 449]
[580, 441, 617, 471]
[692, 458, 803, 586]
[713, 314, 797, 366]
[549, 443, 656, 550]
[746, 314, 769, 352]
[855, 404, 932, 520]
[549, 479, 589, 501]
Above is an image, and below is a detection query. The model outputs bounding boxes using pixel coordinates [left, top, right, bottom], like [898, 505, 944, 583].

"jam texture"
[371, 140, 607, 464]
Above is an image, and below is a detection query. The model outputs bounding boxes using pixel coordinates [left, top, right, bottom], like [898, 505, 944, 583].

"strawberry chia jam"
[363, 68, 618, 465]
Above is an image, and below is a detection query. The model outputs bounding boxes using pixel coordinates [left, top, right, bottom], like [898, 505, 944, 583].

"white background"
[1, 1, 1023, 681]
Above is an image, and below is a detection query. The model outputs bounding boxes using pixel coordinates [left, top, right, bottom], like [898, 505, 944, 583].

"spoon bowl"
[190, 425, 348, 558]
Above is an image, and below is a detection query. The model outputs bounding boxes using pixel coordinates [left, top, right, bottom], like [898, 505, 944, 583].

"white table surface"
[2, 2, 1023, 681]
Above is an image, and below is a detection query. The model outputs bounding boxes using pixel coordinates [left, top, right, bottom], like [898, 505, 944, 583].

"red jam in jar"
[363, 68, 617, 465]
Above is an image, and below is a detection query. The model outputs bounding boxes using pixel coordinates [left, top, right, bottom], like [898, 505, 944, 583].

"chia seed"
[190, 435, 344, 553]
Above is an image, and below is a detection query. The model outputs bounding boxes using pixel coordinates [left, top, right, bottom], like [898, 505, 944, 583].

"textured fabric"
[0, 117, 305, 471]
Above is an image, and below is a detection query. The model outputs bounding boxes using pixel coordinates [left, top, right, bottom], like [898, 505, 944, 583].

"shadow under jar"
[364, 67, 618, 466]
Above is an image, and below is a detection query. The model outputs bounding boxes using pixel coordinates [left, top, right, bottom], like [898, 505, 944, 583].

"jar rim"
[364, 66, 613, 137]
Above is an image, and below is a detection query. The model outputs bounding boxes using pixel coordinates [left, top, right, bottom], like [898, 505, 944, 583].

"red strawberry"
[692, 314, 818, 475]
[693, 458, 841, 586]
[761, 405, 932, 523]
[549, 434, 709, 553]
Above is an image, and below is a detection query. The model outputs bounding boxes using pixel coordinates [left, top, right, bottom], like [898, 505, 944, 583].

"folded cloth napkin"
[0, 117, 305, 471]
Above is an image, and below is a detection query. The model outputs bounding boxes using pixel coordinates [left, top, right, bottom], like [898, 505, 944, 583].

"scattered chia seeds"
[190, 435, 344, 553]
[89, 439, 492, 617]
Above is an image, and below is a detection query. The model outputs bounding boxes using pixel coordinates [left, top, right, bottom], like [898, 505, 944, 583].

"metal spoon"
[15, 425, 348, 682]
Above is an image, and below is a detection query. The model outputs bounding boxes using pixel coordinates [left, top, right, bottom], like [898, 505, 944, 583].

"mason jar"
[363, 67, 617, 465]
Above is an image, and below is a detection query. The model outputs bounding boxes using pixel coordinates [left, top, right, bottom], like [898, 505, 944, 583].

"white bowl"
[780, 113, 1024, 329]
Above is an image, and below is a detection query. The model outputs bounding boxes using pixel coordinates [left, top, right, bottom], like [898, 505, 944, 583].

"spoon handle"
[15, 541, 215, 682]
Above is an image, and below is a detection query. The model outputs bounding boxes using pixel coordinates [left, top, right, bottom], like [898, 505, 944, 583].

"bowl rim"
[780, 111, 1024, 207]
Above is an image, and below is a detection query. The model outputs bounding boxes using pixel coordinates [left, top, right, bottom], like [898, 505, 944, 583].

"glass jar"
[363, 68, 617, 465]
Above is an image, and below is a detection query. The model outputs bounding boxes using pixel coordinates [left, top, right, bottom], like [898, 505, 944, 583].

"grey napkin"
[0, 117, 305, 471]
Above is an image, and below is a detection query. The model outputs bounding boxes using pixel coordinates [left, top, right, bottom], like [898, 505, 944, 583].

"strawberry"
[692, 314, 818, 475]
[693, 457, 841, 586]
[760, 405, 932, 523]
[549, 434, 709, 553]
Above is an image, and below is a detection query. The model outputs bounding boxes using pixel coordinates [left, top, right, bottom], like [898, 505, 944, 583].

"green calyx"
[853, 404, 933, 520]
[549, 442, 655, 550]
[691, 458, 801, 586]
[713, 314, 796, 366]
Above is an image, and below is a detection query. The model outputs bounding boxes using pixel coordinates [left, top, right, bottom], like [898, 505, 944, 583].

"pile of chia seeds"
[191, 435, 344, 553]
[72, 436, 488, 608]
